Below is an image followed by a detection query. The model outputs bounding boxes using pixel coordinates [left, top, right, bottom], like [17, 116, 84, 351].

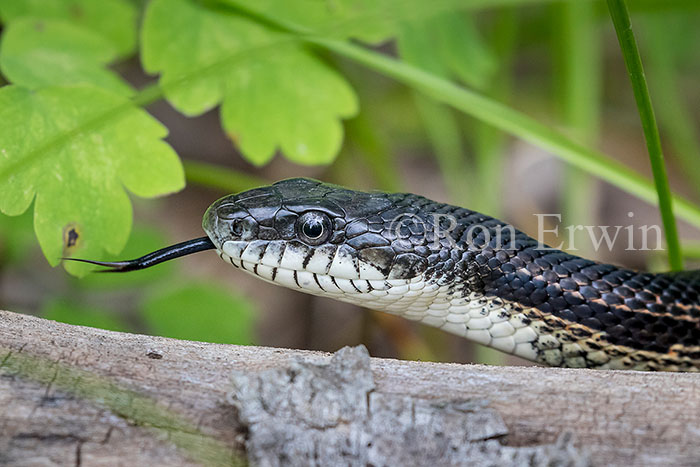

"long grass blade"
[607, 0, 682, 270]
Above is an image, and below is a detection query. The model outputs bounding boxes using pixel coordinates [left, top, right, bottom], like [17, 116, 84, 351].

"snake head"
[202, 178, 444, 298]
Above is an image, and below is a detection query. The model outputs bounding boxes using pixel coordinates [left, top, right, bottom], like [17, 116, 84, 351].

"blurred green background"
[1, 1, 699, 366]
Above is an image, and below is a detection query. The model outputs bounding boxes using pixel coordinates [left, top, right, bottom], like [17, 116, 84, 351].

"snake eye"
[297, 211, 332, 245]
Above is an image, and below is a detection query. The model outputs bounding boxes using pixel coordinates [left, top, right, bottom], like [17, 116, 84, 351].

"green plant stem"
[182, 160, 268, 192]
[607, 0, 682, 270]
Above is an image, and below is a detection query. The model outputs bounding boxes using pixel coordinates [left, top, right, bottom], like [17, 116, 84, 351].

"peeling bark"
[0, 310, 699, 466]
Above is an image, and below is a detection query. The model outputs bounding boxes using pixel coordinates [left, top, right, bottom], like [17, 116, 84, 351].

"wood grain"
[1, 309, 698, 466]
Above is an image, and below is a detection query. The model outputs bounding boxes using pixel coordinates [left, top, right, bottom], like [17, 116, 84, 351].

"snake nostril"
[231, 219, 244, 236]
[228, 216, 259, 240]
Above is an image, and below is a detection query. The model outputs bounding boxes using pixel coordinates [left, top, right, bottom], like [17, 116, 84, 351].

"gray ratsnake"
[67, 178, 700, 371]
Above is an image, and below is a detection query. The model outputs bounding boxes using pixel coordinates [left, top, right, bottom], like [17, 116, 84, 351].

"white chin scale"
[219, 239, 540, 363]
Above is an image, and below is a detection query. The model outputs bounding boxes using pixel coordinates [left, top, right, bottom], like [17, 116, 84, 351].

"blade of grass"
[607, 0, 682, 270]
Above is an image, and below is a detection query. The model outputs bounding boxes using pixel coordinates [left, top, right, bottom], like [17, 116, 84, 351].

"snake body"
[199, 178, 700, 371]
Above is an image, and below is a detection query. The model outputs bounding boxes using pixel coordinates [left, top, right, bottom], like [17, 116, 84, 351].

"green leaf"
[0, 17, 133, 94]
[0, 0, 137, 57]
[0, 85, 184, 276]
[141, 283, 256, 345]
[42, 298, 129, 332]
[141, 0, 358, 165]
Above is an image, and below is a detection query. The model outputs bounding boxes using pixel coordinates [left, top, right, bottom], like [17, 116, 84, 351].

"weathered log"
[0, 309, 698, 466]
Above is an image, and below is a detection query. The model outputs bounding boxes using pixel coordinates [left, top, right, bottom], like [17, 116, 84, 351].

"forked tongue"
[63, 236, 215, 272]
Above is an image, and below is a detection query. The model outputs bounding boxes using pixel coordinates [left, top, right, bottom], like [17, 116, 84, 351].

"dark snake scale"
[70, 178, 700, 371]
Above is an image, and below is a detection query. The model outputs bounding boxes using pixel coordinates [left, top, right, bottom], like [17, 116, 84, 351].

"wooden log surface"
[0, 309, 699, 466]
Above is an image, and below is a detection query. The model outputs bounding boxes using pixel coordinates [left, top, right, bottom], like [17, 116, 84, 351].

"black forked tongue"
[63, 236, 216, 272]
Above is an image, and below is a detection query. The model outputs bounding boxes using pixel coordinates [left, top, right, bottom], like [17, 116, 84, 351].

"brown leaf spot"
[63, 223, 82, 251]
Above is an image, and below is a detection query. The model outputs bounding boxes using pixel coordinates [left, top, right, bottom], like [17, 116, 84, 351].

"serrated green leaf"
[0, 0, 137, 57]
[142, 283, 256, 345]
[142, 0, 357, 165]
[0, 17, 133, 94]
[42, 298, 129, 332]
[0, 85, 184, 276]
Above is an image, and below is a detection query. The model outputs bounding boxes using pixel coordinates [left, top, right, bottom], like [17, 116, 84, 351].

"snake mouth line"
[218, 250, 398, 295]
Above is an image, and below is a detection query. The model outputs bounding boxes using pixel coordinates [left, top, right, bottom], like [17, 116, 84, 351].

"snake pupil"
[303, 219, 324, 239]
